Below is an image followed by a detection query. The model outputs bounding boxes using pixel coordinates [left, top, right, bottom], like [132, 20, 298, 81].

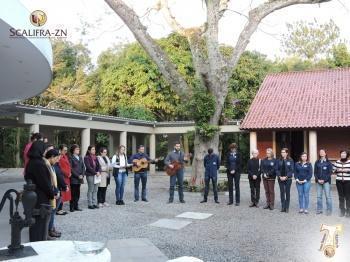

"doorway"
[276, 131, 304, 161]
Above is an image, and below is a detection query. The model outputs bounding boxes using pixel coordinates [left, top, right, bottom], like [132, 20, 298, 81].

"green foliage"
[330, 43, 350, 67]
[94, 33, 194, 121]
[281, 19, 340, 60]
[224, 51, 274, 120]
[0, 127, 28, 168]
[117, 106, 156, 121]
[186, 85, 220, 140]
[25, 39, 96, 111]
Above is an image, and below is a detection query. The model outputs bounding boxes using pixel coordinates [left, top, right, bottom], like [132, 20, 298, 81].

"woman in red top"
[57, 144, 72, 214]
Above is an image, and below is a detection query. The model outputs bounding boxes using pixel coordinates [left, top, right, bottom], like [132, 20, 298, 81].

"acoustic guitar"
[165, 161, 184, 176]
[132, 157, 162, 172]
[132, 158, 149, 172]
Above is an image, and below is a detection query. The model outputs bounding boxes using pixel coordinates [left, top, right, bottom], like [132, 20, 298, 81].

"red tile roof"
[240, 68, 350, 130]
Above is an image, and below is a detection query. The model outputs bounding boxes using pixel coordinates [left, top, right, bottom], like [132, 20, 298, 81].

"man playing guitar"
[164, 142, 188, 203]
[129, 145, 158, 202]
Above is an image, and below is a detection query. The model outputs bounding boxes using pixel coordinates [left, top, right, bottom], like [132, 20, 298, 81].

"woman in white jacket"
[97, 147, 112, 207]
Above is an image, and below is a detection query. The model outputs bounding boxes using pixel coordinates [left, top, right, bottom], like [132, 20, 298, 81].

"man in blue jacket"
[201, 148, 220, 204]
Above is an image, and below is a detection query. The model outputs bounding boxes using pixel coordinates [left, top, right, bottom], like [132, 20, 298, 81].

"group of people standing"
[200, 143, 350, 218]
[22, 133, 350, 242]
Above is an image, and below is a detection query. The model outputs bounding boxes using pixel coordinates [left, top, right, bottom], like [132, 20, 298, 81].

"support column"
[150, 134, 156, 175]
[29, 124, 39, 135]
[303, 131, 308, 153]
[250, 132, 257, 156]
[120, 131, 127, 151]
[309, 130, 317, 166]
[108, 133, 114, 155]
[132, 134, 137, 154]
[81, 128, 91, 157]
[272, 131, 276, 154]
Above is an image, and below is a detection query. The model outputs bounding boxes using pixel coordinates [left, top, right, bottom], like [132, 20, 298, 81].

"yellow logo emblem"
[30, 10, 47, 27]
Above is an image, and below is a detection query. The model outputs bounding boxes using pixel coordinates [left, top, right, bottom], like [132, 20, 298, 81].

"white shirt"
[111, 154, 130, 172]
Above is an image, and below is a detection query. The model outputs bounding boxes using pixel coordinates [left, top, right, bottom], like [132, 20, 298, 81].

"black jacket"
[70, 155, 85, 184]
[261, 158, 277, 180]
[247, 158, 261, 179]
[24, 141, 54, 208]
[226, 151, 241, 174]
[54, 163, 68, 191]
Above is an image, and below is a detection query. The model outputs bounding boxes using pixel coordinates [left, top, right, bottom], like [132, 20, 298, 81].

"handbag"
[94, 174, 101, 184]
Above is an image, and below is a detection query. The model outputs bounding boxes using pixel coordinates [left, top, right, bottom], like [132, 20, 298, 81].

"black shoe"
[227, 202, 233, 205]
[249, 203, 255, 208]
[340, 210, 345, 217]
[93, 205, 99, 209]
[263, 205, 270, 209]
[200, 200, 207, 203]
[255, 203, 259, 208]
[120, 200, 125, 205]
[215, 200, 220, 204]
[142, 199, 148, 202]
[269, 206, 274, 210]
[235, 203, 240, 206]
[74, 208, 82, 211]
[116, 201, 120, 205]
[69, 208, 75, 212]
[281, 208, 286, 212]
[167, 200, 173, 204]
[88, 206, 94, 209]
[180, 200, 185, 203]
[134, 199, 139, 202]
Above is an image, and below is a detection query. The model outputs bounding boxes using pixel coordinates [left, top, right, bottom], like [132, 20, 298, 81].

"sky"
[20, 0, 350, 64]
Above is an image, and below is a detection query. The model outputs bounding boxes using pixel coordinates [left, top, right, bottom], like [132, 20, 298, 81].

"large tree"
[281, 19, 340, 60]
[104, 0, 332, 185]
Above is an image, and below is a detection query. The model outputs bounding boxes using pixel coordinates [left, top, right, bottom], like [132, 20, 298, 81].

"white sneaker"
[103, 202, 109, 207]
[98, 203, 104, 208]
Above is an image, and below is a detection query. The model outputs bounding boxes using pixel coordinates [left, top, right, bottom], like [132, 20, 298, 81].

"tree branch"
[158, 0, 185, 35]
[104, 0, 189, 98]
[229, 0, 332, 69]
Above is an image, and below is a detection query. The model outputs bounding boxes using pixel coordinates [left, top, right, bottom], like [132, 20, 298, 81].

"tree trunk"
[190, 131, 220, 186]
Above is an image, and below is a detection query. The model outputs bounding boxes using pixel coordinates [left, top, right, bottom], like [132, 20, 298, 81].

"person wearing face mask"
[314, 149, 333, 216]
[226, 143, 242, 206]
[200, 148, 220, 204]
[333, 150, 350, 217]
[276, 148, 294, 213]
[164, 142, 188, 204]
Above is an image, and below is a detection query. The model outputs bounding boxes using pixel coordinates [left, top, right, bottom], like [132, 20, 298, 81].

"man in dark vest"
[201, 148, 220, 204]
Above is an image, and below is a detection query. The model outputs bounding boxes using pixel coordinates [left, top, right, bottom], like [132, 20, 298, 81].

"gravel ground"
[51, 174, 350, 262]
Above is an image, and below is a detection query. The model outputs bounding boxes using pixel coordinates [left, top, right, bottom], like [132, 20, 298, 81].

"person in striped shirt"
[333, 150, 350, 217]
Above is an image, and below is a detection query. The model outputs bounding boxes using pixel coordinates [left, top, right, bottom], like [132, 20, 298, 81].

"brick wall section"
[317, 128, 350, 160]
[257, 131, 273, 157]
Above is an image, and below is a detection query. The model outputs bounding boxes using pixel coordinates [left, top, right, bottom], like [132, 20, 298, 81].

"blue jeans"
[49, 197, 61, 231]
[169, 168, 184, 201]
[134, 172, 147, 200]
[296, 181, 311, 210]
[86, 176, 99, 206]
[317, 182, 332, 213]
[278, 179, 292, 210]
[114, 172, 127, 201]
